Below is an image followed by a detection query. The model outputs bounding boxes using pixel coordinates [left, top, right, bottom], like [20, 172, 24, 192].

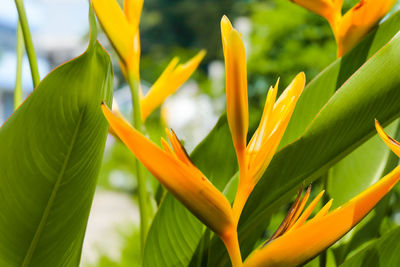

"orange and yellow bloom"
[291, 0, 397, 57]
[92, 0, 205, 121]
[101, 103, 242, 265]
[221, 16, 306, 223]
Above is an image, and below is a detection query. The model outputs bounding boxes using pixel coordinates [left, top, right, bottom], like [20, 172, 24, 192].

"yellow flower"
[243, 121, 400, 266]
[101, 103, 236, 240]
[291, 0, 396, 57]
[140, 50, 206, 121]
[221, 16, 306, 223]
[92, 0, 205, 121]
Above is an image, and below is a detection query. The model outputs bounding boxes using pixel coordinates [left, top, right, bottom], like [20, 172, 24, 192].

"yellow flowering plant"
[2, 0, 400, 266]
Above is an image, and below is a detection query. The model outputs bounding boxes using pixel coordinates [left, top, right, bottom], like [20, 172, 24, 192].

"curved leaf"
[0, 12, 113, 266]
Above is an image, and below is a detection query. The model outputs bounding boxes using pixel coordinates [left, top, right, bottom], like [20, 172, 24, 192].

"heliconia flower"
[92, 0, 138, 69]
[290, 0, 343, 29]
[221, 16, 306, 223]
[92, 0, 205, 121]
[290, 0, 396, 57]
[243, 122, 400, 266]
[140, 50, 206, 121]
[337, 0, 397, 57]
[101, 103, 235, 238]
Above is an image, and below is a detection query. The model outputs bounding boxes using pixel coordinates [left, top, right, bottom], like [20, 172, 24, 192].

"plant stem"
[14, 22, 24, 110]
[14, 0, 40, 88]
[222, 230, 243, 267]
[127, 72, 149, 254]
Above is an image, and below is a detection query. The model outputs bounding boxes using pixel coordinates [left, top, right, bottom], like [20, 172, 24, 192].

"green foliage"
[0, 11, 113, 266]
[340, 226, 400, 267]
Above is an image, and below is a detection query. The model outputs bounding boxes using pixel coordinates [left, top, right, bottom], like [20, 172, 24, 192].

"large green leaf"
[340, 226, 400, 267]
[143, 114, 237, 267]
[0, 10, 113, 266]
[208, 30, 400, 266]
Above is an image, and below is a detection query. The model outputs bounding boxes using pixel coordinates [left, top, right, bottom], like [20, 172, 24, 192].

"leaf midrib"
[21, 112, 84, 266]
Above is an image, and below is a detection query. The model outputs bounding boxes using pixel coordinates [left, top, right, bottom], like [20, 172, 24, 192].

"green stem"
[14, 22, 24, 110]
[14, 0, 40, 88]
[127, 72, 149, 254]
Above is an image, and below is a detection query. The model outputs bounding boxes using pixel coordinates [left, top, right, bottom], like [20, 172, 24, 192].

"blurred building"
[0, 0, 88, 124]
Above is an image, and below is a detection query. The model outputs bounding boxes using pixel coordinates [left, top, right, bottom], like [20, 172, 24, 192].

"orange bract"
[101, 104, 235, 237]
[291, 0, 396, 57]
[221, 16, 306, 223]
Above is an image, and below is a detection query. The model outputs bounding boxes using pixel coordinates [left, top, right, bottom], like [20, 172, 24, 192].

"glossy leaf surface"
[0, 12, 113, 266]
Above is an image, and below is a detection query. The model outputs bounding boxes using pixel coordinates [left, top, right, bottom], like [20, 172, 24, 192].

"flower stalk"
[14, 22, 24, 110]
[127, 71, 149, 250]
[14, 0, 40, 88]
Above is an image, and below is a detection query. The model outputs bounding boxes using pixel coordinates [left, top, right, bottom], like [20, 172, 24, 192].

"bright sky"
[0, 0, 90, 91]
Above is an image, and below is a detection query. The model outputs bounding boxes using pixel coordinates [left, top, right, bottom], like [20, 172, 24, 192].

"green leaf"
[0, 10, 113, 266]
[340, 226, 400, 267]
[143, 114, 237, 267]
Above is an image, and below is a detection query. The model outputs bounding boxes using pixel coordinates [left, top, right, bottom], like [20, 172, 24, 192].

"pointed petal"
[286, 185, 311, 230]
[160, 137, 176, 157]
[165, 129, 193, 166]
[249, 72, 305, 183]
[247, 80, 278, 155]
[92, 0, 135, 64]
[124, 0, 144, 28]
[224, 29, 249, 165]
[244, 164, 400, 267]
[290, 0, 342, 25]
[288, 190, 325, 231]
[140, 50, 206, 121]
[102, 104, 234, 236]
[267, 185, 304, 242]
[375, 120, 400, 157]
[221, 15, 233, 59]
[311, 199, 333, 221]
[337, 0, 396, 57]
